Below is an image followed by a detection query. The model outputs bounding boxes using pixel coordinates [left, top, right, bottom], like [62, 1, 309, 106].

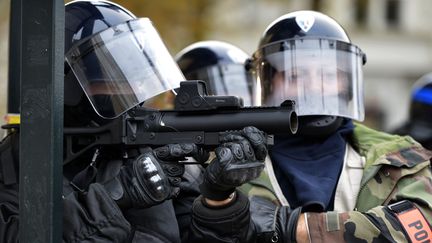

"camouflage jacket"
[239, 123, 432, 242]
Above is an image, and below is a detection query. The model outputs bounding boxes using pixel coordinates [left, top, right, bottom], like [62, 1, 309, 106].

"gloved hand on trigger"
[110, 143, 198, 209]
[200, 126, 268, 201]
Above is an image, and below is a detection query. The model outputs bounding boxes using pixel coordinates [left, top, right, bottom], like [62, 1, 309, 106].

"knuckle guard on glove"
[200, 126, 268, 201]
[154, 143, 198, 160]
[110, 144, 197, 209]
[241, 126, 267, 161]
[132, 154, 171, 201]
[161, 162, 184, 177]
[116, 153, 172, 208]
[231, 143, 245, 160]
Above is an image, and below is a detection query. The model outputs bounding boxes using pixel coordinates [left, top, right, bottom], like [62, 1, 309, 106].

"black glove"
[109, 144, 198, 209]
[200, 126, 267, 201]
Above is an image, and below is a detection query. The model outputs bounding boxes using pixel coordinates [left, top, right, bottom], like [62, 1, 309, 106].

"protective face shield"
[252, 11, 367, 123]
[176, 41, 255, 106]
[254, 38, 365, 121]
[65, 18, 184, 119]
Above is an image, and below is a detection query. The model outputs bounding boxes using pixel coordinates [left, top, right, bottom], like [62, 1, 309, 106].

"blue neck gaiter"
[270, 119, 354, 212]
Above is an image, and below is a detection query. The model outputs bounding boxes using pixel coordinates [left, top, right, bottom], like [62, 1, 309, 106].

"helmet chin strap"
[296, 115, 344, 137]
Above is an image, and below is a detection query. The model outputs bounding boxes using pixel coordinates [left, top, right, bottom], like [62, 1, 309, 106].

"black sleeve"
[249, 196, 296, 243]
[0, 131, 20, 243]
[0, 183, 19, 243]
[173, 164, 204, 242]
[187, 191, 256, 243]
[124, 164, 205, 243]
[63, 183, 132, 243]
[124, 200, 181, 243]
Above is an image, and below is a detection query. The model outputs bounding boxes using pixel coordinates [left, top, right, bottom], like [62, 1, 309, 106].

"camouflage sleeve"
[305, 166, 432, 243]
[306, 208, 404, 242]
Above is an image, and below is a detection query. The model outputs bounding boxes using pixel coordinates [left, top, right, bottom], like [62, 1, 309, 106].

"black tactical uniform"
[0, 127, 203, 242]
[0, 0, 203, 242]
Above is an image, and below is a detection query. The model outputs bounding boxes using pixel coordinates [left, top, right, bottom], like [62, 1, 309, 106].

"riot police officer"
[175, 40, 255, 106]
[392, 73, 432, 150]
[0, 1, 201, 242]
[187, 10, 432, 243]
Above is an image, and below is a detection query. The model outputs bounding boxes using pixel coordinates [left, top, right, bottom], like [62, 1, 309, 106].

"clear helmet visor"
[65, 18, 184, 119]
[254, 39, 365, 121]
[186, 63, 255, 106]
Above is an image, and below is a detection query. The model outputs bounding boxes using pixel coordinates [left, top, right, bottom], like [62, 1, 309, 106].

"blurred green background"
[1, 0, 432, 132]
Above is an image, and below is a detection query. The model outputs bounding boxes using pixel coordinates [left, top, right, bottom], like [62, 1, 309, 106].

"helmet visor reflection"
[254, 39, 365, 121]
[65, 18, 184, 119]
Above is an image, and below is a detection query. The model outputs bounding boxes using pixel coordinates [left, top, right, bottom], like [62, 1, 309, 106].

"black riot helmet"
[394, 73, 432, 149]
[175, 40, 255, 106]
[251, 10, 367, 136]
[64, 0, 185, 126]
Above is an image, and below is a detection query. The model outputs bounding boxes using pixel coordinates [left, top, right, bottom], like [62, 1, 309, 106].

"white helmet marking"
[295, 15, 315, 32]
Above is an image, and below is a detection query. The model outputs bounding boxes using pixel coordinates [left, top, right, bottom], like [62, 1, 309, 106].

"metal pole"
[7, 0, 21, 116]
[19, 0, 64, 242]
